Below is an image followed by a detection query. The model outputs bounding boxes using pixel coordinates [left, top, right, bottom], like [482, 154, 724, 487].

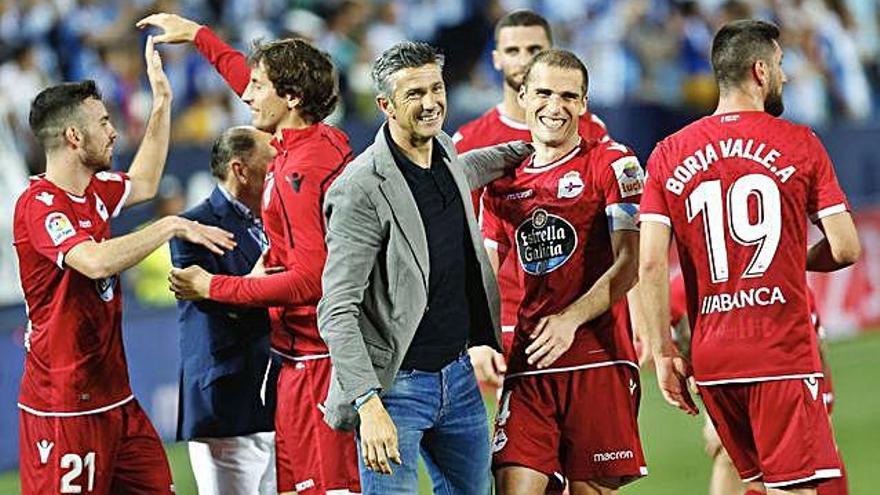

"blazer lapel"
[372, 125, 430, 289]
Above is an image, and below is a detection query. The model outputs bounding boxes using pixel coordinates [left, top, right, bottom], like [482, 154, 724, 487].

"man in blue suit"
[170, 126, 279, 494]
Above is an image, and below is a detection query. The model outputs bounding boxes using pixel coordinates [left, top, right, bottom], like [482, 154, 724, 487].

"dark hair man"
[171, 126, 281, 494]
[639, 20, 860, 495]
[317, 41, 530, 493]
[482, 48, 647, 495]
[138, 12, 359, 494]
[13, 38, 234, 494]
[453, 9, 610, 355]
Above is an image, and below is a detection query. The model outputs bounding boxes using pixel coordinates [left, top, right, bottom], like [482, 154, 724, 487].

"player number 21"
[686, 174, 781, 283]
[60, 452, 96, 493]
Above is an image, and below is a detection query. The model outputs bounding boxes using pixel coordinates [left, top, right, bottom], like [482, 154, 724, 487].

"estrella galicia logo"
[515, 209, 577, 275]
[95, 274, 118, 302]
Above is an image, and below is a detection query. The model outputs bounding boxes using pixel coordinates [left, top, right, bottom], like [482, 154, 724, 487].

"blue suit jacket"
[170, 186, 278, 441]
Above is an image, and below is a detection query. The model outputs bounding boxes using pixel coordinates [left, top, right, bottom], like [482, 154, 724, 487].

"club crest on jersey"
[610, 156, 644, 198]
[515, 209, 577, 276]
[96, 274, 117, 302]
[492, 428, 508, 453]
[45, 212, 76, 246]
[557, 171, 584, 199]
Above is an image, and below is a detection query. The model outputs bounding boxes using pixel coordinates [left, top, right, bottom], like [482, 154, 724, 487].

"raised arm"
[123, 36, 173, 207]
[137, 13, 251, 96]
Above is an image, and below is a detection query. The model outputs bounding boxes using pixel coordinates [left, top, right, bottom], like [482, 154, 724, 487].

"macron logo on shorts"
[805, 377, 820, 401]
[593, 450, 634, 463]
[36, 439, 54, 464]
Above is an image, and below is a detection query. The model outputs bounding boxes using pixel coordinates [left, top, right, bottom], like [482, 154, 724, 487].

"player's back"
[13, 174, 133, 414]
[642, 111, 849, 383]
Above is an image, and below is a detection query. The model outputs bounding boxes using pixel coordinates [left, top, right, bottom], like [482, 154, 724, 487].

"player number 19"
[686, 174, 781, 283]
[60, 452, 96, 493]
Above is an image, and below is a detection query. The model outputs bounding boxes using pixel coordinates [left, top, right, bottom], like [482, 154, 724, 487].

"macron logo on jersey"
[36, 439, 54, 465]
[35, 192, 54, 206]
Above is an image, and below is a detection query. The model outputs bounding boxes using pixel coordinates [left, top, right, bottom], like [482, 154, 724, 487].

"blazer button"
[424, 305, 430, 314]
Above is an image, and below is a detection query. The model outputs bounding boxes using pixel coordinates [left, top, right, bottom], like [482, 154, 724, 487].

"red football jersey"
[482, 140, 643, 375]
[454, 106, 609, 331]
[640, 111, 849, 383]
[13, 172, 133, 414]
[196, 27, 352, 359]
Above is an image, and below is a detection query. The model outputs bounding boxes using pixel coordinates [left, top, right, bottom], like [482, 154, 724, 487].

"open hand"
[174, 217, 236, 255]
[525, 312, 579, 368]
[144, 36, 171, 102]
[136, 13, 202, 44]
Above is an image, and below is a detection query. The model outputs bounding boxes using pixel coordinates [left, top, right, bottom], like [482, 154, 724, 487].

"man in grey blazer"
[317, 41, 529, 494]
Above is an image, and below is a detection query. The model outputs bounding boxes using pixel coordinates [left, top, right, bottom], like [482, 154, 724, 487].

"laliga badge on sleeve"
[45, 212, 76, 246]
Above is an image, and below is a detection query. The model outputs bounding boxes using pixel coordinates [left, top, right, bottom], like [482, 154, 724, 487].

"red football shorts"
[698, 377, 842, 489]
[492, 364, 647, 489]
[275, 357, 360, 493]
[18, 398, 173, 495]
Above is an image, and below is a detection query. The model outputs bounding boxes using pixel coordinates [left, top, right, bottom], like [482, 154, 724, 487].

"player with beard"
[138, 12, 360, 494]
[483, 49, 647, 495]
[454, 10, 611, 353]
[639, 20, 860, 495]
[13, 38, 235, 494]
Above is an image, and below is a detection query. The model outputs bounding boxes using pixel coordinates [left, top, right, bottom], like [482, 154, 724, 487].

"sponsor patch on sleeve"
[610, 156, 645, 198]
[45, 212, 76, 246]
[606, 203, 640, 231]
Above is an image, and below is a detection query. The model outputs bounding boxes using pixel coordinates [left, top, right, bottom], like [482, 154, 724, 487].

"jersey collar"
[271, 124, 321, 153]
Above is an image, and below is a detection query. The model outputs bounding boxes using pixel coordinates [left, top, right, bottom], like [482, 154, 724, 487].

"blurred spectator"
[0, 0, 878, 160]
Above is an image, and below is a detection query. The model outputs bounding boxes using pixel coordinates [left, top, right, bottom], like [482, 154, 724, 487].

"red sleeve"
[806, 130, 849, 223]
[23, 191, 92, 269]
[639, 144, 672, 227]
[480, 188, 511, 257]
[595, 144, 644, 232]
[194, 26, 251, 96]
[209, 155, 336, 307]
[92, 171, 132, 218]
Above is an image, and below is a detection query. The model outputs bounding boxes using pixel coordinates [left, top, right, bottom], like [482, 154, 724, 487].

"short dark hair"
[248, 38, 338, 124]
[521, 49, 589, 96]
[371, 41, 445, 98]
[210, 127, 259, 180]
[29, 80, 102, 150]
[711, 19, 780, 91]
[494, 10, 553, 45]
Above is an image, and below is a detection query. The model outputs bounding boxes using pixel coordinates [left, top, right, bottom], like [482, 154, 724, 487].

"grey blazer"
[317, 124, 530, 430]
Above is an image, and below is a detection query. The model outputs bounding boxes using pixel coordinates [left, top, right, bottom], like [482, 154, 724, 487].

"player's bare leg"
[570, 479, 617, 495]
[704, 417, 744, 495]
[495, 465, 549, 495]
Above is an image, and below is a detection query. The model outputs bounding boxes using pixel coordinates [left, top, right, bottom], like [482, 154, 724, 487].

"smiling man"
[453, 10, 610, 353]
[137, 12, 359, 495]
[316, 41, 531, 494]
[480, 49, 647, 495]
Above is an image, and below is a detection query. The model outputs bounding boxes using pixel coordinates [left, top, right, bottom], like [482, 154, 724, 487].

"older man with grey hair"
[317, 41, 530, 493]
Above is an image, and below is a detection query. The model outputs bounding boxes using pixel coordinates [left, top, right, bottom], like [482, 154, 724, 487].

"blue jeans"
[357, 353, 491, 495]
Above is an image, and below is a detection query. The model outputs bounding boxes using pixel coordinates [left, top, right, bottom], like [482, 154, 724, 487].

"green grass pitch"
[2, 331, 878, 494]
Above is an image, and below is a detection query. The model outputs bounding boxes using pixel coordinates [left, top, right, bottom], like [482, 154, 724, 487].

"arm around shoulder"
[458, 140, 532, 190]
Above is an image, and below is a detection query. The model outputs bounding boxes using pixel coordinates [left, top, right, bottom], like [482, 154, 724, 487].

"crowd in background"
[2, 0, 878, 176]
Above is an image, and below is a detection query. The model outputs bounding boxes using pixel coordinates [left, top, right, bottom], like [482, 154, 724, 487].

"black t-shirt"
[385, 126, 471, 371]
